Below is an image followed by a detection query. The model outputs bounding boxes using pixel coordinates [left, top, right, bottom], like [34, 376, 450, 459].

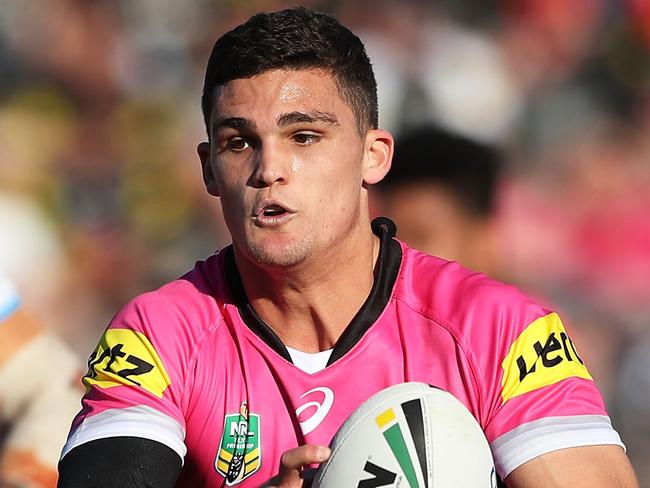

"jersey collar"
[224, 217, 402, 367]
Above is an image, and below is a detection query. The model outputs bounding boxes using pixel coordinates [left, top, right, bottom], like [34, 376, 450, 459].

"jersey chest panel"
[179, 303, 474, 487]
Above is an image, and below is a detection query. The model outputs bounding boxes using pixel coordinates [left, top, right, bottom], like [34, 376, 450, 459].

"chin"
[246, 238, 311, 268]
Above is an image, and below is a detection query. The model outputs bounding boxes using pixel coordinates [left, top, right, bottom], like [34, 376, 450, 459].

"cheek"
[215, 178, 248, 225]
[311, 170, 358, 204]
[309, 150, 364, 191]
[214, 163, 246, 198]
[219, 186, 247, 216]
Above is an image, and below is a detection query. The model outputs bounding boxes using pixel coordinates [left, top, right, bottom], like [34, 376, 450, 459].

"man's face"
[199, 69, 389, 269]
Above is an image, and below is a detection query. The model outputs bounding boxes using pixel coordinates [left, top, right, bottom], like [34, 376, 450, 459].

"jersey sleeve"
[464, 285, 624, 479]
[61, 284, 206, 463]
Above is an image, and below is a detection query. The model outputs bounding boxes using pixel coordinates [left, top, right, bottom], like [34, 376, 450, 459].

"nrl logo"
[215, 402, 261, 485]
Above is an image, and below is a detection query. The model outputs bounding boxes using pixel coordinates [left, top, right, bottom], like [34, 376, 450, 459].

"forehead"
[211, 68, 353, 125]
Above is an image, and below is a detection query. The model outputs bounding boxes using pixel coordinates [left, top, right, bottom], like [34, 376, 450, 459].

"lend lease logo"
[500, 312, 592, 402]
[295, 387, 334, 435]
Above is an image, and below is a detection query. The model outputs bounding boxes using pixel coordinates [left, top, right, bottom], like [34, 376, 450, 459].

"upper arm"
[503, 445, 638, 488]
[474, 307, 625, 478]
[58, 269, 218, 485]
[58, 437, 182, 488]
[63, 296, 191, 462]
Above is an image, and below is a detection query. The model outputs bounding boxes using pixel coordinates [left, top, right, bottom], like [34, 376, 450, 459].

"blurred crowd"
[0, 0, 649, 486]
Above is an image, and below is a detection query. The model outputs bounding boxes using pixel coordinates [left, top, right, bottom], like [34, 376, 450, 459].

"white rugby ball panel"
[313, 382, 497, 488]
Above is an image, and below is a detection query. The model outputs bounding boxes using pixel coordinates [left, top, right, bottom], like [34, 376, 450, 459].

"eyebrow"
[277, 111, 339, 127]
[212, 111, 339, 134]
[212, 117, 257, 133]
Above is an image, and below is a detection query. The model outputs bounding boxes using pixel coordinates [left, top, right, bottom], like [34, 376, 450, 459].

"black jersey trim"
[327, 217, 401, 364]
[224, 217, 402, 367]
[225, 248, 293, 362]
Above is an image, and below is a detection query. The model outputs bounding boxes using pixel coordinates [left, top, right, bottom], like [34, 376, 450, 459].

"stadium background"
[0, 0, 649, 485]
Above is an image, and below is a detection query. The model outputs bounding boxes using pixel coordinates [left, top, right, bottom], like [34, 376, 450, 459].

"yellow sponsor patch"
[501, 313, 592, 403]
[84, 328, 171, 398]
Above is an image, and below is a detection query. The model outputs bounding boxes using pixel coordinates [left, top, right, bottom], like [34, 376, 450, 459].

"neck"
[234, 223, 380, 353]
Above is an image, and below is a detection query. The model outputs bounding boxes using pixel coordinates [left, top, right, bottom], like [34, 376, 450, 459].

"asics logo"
[295, 387, 334, 435]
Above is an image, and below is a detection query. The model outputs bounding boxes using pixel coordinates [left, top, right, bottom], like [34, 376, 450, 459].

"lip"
[251, 199, 297, 227]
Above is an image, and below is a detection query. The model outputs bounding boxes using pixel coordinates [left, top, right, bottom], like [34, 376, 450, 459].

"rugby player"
[58, 7, 638, 487]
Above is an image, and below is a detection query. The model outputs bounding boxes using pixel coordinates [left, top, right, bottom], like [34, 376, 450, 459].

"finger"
[280, 445, 330, 471]
[274, 445, 330, 487]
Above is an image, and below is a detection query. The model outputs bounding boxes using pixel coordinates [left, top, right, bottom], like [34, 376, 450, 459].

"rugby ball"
[313, 382, 497, 488]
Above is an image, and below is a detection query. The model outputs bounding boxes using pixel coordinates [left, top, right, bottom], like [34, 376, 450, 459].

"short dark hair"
[378, 125, 502, 217]
[201, 7, 378, 136]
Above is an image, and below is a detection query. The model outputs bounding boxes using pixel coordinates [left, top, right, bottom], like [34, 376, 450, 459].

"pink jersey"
[61, 222, 622, 486]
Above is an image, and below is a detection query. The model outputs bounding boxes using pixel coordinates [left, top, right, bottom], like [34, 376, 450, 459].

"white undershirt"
[286, 346, 333, 374]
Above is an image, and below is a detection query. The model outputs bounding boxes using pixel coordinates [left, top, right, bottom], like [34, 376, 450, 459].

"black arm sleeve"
[57, 437, 182, 488]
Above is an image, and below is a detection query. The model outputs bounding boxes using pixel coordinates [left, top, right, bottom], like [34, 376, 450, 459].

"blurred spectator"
[373, 125, 502, 277]
[0, 194, 67, 324]
[498, 0, 606, 94]
[1, 0, 122, 106]
[0, 275, 82, 488]
[347, 0, 522, 141]
[497, 118, 650, 321]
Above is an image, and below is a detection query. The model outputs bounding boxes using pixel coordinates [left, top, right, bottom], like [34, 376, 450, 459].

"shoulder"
[391, 246, 620, 481]
[394, 243, 548, 339]
[114, 250, 230, 339]
[391, 243, 582, 392]
[97, 250, 232, 383]
[74, 251, 232, 423]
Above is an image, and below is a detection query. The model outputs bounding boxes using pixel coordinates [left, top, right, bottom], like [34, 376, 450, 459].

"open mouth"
[262, 205, 287, 217]
[253, 200, 295, 225]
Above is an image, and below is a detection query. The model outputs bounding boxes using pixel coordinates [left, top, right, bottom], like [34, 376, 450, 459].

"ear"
[362, 129, 394, 185]
[197, 141, 219, 196]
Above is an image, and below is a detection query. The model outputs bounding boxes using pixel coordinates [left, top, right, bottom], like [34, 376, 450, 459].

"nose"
[249, 141, 289, 188]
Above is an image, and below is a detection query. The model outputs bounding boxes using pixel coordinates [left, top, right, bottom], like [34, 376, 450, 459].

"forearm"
[504, 445, 638, 488]
[57, 437, 182, 488]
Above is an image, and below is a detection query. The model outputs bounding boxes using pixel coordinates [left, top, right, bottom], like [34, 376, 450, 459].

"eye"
[292, 132, 320, 145]
[225, 137, 251, 152]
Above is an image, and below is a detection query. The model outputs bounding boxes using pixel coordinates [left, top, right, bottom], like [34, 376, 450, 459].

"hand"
[264, 444, 331, 488]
